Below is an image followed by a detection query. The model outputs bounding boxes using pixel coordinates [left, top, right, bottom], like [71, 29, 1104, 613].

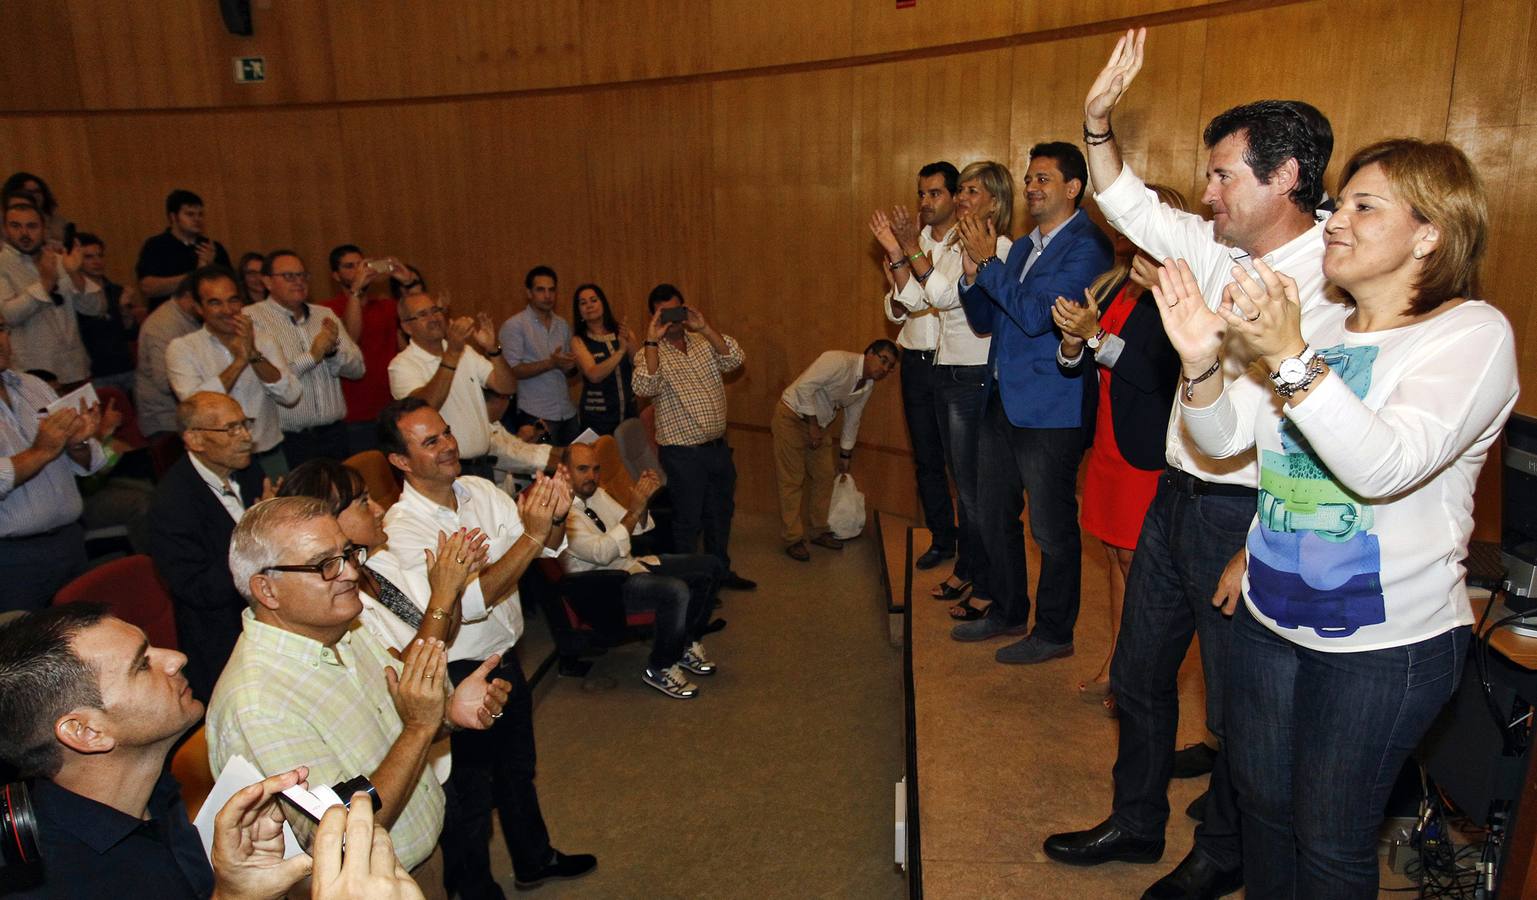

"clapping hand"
[1148, 259, 1226, 377]
[1085, 27, 1145, 128]
[516, 473, 559, 540]
[1215, 259, 1306, 370]
[1129, 253, 1160, 292]
[446, 653, 511, 730]
[472, 312, 498, 353]
[956, 214, 996, 267]
[384, 637, 448, 734]
[633, 469, 662, 503]
[424, 527, 489, 602]
[310, 318, 341, 361]
[889, 205, 919, 253]
[869, 209, 901, 256]
[32, 408, 78, 457]
[96, 396, 123, 442]
[445, 316, 475, 355]
[1051, 290, 1102, 343]
[65, 400, 101, 448]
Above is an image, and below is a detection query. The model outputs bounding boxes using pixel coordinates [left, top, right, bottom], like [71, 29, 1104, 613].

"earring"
[1412, 248, 1425, 259]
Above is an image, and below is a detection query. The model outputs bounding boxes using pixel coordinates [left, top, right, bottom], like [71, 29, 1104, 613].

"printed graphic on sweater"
[1247, 344, 1384, 638]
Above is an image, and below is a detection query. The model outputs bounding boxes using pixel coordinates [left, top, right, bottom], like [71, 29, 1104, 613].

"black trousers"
[899, 348, 955, 549]
[658, 441, 737, 571]
[280, 420, 349, 468]
[442, 650, 551, 898]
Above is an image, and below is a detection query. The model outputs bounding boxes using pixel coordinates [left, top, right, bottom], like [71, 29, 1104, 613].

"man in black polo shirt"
[0, 603, 407, 899]
[135, 189, 231, 305]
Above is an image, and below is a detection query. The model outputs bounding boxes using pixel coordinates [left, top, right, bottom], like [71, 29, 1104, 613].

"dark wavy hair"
[1203, 100, 1334, 214]
[571, 283, 619, 338]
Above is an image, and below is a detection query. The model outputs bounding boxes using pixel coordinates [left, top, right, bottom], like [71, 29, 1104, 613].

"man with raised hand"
[1042, 28, 1334, 900]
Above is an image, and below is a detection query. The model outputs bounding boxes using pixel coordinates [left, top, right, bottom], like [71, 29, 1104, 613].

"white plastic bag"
[828, 474, 866, 539]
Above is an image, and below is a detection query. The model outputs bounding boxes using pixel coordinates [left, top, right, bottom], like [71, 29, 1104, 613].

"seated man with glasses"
[388, 292, 515, 481]
[207, 496, 511, 900]
[148, 392, 271, 700]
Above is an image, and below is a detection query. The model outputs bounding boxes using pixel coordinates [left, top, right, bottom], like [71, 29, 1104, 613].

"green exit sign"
[233, 57, 266, 83]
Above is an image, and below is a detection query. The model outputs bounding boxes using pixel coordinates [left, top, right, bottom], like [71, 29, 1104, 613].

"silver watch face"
[1278, 357, 1308, 384]
[1087, 335, 1102, 350]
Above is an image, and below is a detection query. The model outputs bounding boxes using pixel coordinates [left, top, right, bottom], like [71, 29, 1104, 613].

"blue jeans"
[900, 349, 955, 551]
[974, 390, 1083, 643]
[624, 553, 723, 670]
[1226, 602, 1469, 899]
[1109, 474, 1250, 869]
[934, 364, 988, 593]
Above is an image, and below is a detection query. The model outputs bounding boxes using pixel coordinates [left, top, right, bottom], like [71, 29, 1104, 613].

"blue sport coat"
[959, 210, 1114, 428]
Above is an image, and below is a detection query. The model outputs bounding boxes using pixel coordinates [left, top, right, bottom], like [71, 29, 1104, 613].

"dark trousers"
[900, 349, 955, 550]
[1108, 473, 1249, 870]
[934, 364, 989, 593]
[0, 523, 88, 613]
[280, 420, 350, 468]
[1227, 605, 1468, 898]
[974, 391, 1084, 642]
[624, 553, 724, 670]
[443, 650, 552, 896]
[515, 411, 581, 447]
[658, 442, 737, 571]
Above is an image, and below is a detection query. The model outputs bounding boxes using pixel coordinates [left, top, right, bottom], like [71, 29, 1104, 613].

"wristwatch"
[1086, 329, 1107, 351]
[248, 352, 266, 365]
[1270, 345, 1324, 398]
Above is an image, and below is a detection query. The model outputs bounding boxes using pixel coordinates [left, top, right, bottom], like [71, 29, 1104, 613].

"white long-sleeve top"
[890, 226, 1010, 365]
[166, 326, 302, 454]
[0, 244, 104, 383]
[1182, 300, 1519, 652]
[1095, 163, 1330, 487]
[779, 350, 877, 451]
[561, 488, 657, 575]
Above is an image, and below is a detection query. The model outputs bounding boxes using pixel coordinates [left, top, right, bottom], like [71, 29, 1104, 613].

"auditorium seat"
[522, 558, 653, 676]
[614, 416, 665, 486]
[594, 434, 637, 508]
[345, 450, 402, 509]
[53, 554, 179, 651]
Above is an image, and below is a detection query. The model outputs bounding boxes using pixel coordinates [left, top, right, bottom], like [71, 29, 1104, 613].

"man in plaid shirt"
[632, 283, 755, 591]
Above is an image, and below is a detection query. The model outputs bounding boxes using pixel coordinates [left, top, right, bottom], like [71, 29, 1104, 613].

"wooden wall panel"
[0, 2, 84, 111]
[706, 0, 853, 73]
[0, 117, 95, 225]
[1014, 0, 1226, 32]
[851, 0, 1015, 57]
[578, 0, 712, 84]
[577, 83, 716, 331]
[708, 69, 861, 446]
[66, 0, 221, 109]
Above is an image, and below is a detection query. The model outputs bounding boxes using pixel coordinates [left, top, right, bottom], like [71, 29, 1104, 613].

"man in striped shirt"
[245, 249, 364, 466]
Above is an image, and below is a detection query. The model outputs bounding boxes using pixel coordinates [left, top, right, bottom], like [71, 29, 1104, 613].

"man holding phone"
[633, 283, 755, 591]
[135, 189, 232, 303]
[0, 202, 104, 387]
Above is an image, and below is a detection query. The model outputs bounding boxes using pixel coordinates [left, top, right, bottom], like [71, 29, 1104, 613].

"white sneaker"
[679, 641, 717, 676]
[642, 664, 699, 699]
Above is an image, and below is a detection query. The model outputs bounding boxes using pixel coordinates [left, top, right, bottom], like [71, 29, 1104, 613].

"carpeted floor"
[490, 512, 907, 899]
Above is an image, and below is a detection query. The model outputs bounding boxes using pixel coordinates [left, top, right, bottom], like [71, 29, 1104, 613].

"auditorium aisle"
[494, 512, 907, 899]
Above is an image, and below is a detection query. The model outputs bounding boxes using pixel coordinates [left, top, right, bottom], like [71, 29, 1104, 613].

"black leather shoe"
[914, 545, 954, 570]
[1172, 742, 1217, 778]
[721, 572, 757, 591]
[1141, 848, 1242, 899]
[514, 849, 598, 890]
[1043, 819, 1164, 867]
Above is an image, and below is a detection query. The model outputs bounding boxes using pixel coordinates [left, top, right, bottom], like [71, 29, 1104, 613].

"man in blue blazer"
[953, 142, 1113, 664]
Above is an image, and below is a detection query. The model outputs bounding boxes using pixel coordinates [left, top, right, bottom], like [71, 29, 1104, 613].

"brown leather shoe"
[785, 541, 810, 561]
[809, 532, 844, 550]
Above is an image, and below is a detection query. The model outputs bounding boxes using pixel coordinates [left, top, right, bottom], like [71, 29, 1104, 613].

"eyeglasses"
[400, 305, 446, 323]
[262, 544, 368, 581]
[272, 271, 309, 283]
[190, 417, 256, 436]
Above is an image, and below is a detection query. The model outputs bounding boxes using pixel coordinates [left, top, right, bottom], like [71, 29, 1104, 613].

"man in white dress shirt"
[166, 266, 300, 477]
[379, 396, 596, 892]
[0, 202, 103, 386]
[245, 249, 364, 465]
[1042, 29, 1336, 900]
[771, 340, 898, 560]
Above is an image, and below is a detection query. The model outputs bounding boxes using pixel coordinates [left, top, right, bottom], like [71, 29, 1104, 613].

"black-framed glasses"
[262, 544, 368, 581]
[189, 417, 256, 436]
[400, 305, 446, 323]
[272, 271, 309, 283]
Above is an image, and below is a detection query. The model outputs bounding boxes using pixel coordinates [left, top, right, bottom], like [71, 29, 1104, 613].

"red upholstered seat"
[54, 554, 179, 650]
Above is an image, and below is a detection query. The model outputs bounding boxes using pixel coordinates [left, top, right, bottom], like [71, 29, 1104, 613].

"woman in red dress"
[1053, 184, 1187, 712]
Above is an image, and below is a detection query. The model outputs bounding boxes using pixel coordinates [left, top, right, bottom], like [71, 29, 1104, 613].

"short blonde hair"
[1337, 139, 1487, 314]
[957, 161, 1014, 236]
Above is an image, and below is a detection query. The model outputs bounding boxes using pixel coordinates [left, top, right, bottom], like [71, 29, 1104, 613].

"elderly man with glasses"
[388, 292, 515, 481]
[244, 249, 365, 466]
[207, 495, 511, 900]
[148, 391, 272, 700]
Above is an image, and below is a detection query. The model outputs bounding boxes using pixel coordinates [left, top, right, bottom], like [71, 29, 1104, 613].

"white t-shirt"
[1182, 300, 1519, 652]
[387, 341, 495, 458]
